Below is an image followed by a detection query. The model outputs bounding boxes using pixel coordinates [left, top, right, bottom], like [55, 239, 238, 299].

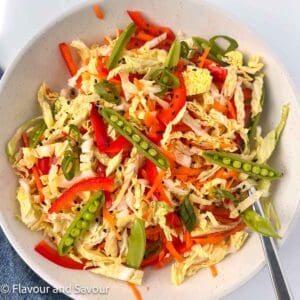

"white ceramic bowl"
[1, 1, 300, 299]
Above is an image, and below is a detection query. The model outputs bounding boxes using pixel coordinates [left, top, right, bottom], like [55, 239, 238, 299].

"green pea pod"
[144, 240, 163, 259]
[241, 209, 280, 238]
[180, 41, 189, 59]
[165, 38, 181, 68]
[68, 124, 82, 146]
[151, 68, 180, 89]
[100, 108, 169, 170]
[29, 119, 47, 148]
[209, 35, 238, 57]
[62, 150, 77, 180]
[58, 191, 105, 256]
[94, 80, 121, 104]
[248, 88, 265, 144]
[106, 23, 136, 69]
[192, 36, 226, 66]
[126, 218, 146, 269]
[203, 150, 282, 180]
[215, 187, 235, 200]
[179, 191, 196, 232]
[6, 117, 43, 163]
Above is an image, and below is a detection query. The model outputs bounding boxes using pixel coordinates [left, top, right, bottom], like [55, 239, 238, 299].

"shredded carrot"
[184, 229, 193, 250]
[134, 78, 144, 91]
[154, 253, 173, 269]
[220, 142, 236, 150]
[22, 133, 45, 202]
[144, 112, 158, 128]
[116, 28, 123, 36]
[200, 141, 215, 150]
[136, 30, 155, 41]
[212, 100, 227, 113]
[103, 207, 122, 240]
[145, 170, 166, 200]
[141, 253, 159, 268]
[102, 36, 110, 45]
[226, 177, 235, 189]
[173, 166, 202, 177]
[123, 111, 130, 119]
[147, 98, 156, 111]
[127, 282, 142, 300]
[213, 168, 238, 180]
[93, 4, 104, 20]
[227, 100, 237, 120]
[199, 47, 211, 68]
[165, 241, 183, 262]
[81, 71, 90, 81]
[210, 265, 218, 277]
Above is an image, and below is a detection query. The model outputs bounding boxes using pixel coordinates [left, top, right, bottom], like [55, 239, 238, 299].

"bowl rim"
[0, 0, 300, 299]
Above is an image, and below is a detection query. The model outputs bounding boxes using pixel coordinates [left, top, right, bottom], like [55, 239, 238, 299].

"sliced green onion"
[62, 150, 76, 180]
[68, 124, 82, 147]
[106, 23, 136, 69]
[94, 80, 121, 104]
[144, 240, 163, 259]
[165, 38, 181, 68]
[179, 191, 196, 232]
[29, 119, 47, 148]
[151, 69, 180, 89]
[215, 187, 235, 200]
[180, 41, 190, 59]
[209, 35, 238, 57]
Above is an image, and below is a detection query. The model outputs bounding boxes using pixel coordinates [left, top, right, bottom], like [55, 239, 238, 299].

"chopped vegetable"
[178, 191, 196, 232]
[203, 150, 282, 180]
[100, 108, 169, 170]
[126, 218, 146, 269]
[28, 120, 47, 148]
[106, 23, 136, 69]
[35, 240, 85, 269]
[165, 39, 181, 68]
[58, 191, 105, 255]
[94, 80, 121, 104]
[59, 42, 78, 76]
[61, 150, 77, 180]
[93, 4, 104, 20]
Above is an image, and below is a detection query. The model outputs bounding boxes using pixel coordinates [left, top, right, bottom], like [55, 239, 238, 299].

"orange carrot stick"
[210, 265, 218, 277]
[199, 47, 211, 68]
[165, 241, 184, 262]
[59, 43, 78, 76]
[145, 170, 166, 200]
[93, 4, 104, 20]
[127, 282, 142, 300]
[136, 30, 155, 41]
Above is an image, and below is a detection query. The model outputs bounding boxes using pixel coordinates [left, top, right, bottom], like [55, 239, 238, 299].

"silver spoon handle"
[253, 201, 293, 300]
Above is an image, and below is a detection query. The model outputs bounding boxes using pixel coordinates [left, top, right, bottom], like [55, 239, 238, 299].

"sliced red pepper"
[37, 157, 52, 175]
[127, 11, 175, 40]
[104, 191, 113, 208]
[141, 253, 160, 268]
[243, 88, 252, 101]
[59, 43, 78, 76]
[104, 136, 132, 157]
[172, 123, 192, 133]
[244, 103, 252, 127]
[96, 162, 107, 177]
[166, 212, 182, 234]
[227, 98, 237, 120]
[155, 39, 173, 51]
[203, 205, 239, 224]
[147, 119, 166, 143]
[96, 56, 109, 78]
[35, 240, 84, 269]
[205, 64, 227, 81]
[158, 71, 186, 125]
[49, 177, 114, 213]
[90, 104, 109, 152]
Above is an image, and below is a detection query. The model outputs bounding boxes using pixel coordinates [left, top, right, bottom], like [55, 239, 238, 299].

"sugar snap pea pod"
[241, 209, 280, 238]
[94, 80, 121, 104]
[58, 191, 105, 256]
[29, 119, 47, 148]
[248, 87, 265, 144]
[202, 150, 282, 180]
[192, 37, 226, 66]
[106, 23, 136, 69]
[100, 108, 169, 170]
[126, 218, 146, 269]
[165, 38, 181, 68]
[178, 190, 196, 232]
[180, 41, 189, 59]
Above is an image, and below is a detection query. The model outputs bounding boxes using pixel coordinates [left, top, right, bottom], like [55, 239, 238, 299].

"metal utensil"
[249, 187, 293, 300]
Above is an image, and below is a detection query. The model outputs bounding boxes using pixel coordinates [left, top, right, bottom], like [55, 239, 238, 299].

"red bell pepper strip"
[205, 64, 227, 81]
[166, 212, 182, 235]
[48, 177, 114, 213]
[90, 104, 109, 152]
[96, 161, 107, 177]
[141, 253, 160, 268]
[127, 11, 175, 41]
[158, 71, 186, 125]
[104, 136, 132, 156]
[126, 37, 146, 50]
[35, 240, 85, 269]
[147, 119, 166, 143]
[59, 43, 78, 76]
[37, 157, 52, 175]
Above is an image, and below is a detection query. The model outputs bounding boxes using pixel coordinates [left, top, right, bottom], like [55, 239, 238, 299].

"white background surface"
[0, 0, 299, 299]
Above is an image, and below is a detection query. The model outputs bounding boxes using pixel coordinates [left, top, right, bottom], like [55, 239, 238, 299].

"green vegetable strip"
[241, 209, 280, 238]
[144, 240, 163, 259]
[6, 117, 43, 163]
[100, 108, 170, 170]
[62, 150, 76, 181]
[203, 150, 282, 180]
[165, 38, 181, 68]
[68, 124, 82, 146]
[151, 69, 180, 89]
[29, 119, 47, 148]
[180, 41, 189, 59]
[209, 35, 238, 57]
[58, 191, 105, 256]
[248, 88, 265, 144]
[192, 36, 226, 66]
[215, 187, 235, 200]
[179, 192, 196, 232]
[106, 23, 136, 69]
[94, 80, 121, 104]
[126, 218, 146, 269]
